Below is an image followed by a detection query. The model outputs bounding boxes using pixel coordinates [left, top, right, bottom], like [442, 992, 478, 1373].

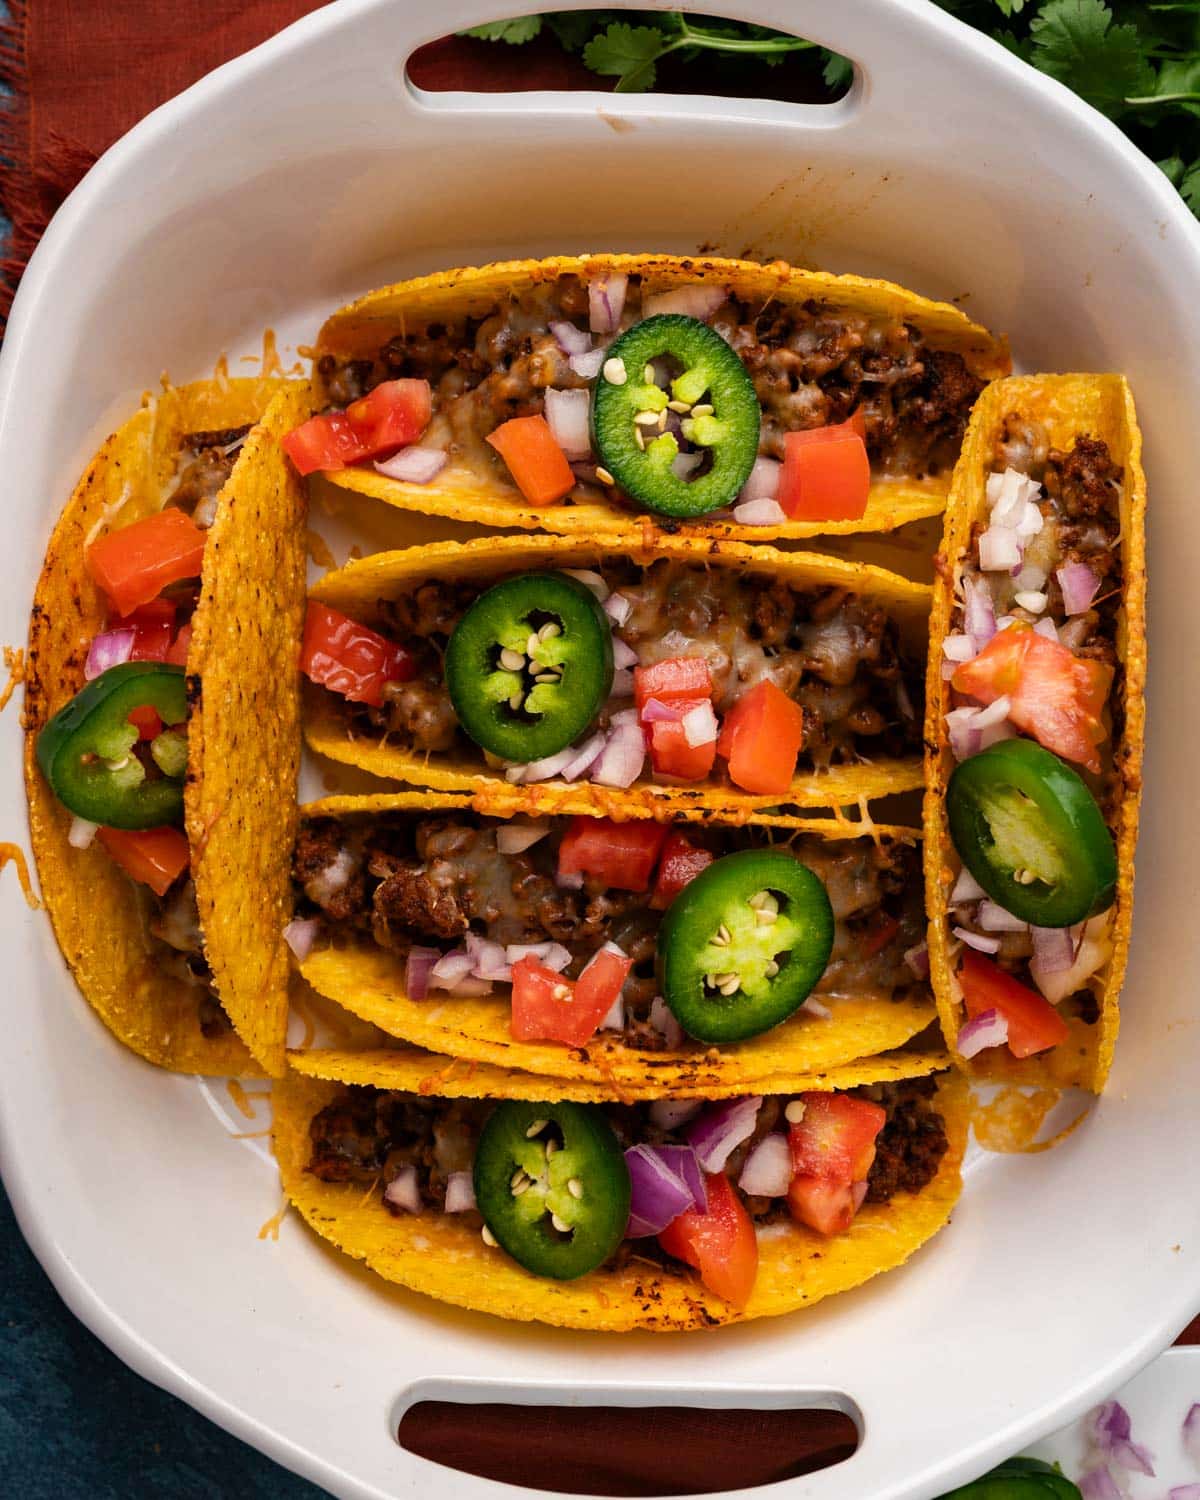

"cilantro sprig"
[461, 3, 1200, 217]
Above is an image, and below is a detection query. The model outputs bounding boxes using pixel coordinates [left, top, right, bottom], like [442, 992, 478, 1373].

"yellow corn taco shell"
[315, 252, 1009, 542]
[294, 790, 936, 1088]
[923, 374, 1145, 1091]
[271, 1065, 967, 1331]
[25, 377, 309, 1075]
[305, 533, 931, 814]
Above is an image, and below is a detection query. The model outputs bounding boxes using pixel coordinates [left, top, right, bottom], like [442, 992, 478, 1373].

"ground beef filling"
[316, 273, 983, 488]
[951, 421, 1123, 1020]
[292, 813, 927, 1051]
[167, 425, 252, 528]
[146, 877, 231, 1037]
[305, 1081, 949, 1247]
[346, 561, 922, 771]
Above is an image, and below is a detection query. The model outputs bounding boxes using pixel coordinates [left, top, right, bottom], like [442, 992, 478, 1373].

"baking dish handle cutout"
[396, 1382, 861, 1497]
[393, 0, 976, 120]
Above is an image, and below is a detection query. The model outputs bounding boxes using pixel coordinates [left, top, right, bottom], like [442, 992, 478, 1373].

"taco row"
[23, 254, 1144, 1330]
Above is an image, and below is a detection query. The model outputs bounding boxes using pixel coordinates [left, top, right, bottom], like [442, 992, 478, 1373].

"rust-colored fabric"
[0, 0, 1187, 1485]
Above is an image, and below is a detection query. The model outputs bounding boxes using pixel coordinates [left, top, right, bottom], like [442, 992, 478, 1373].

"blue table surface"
[1, 1182, 327, 1497]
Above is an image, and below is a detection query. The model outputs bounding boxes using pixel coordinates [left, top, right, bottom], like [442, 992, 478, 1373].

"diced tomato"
[787, 1176, 863, 1237]
[958, 947, 1071, 1059]
[344, 379, 433, 457]
[952, 624, 1112, 774]
[165, 623, 193, 667]
[96, 826, 189, 897]
[860, 912, 901, 959]
[300, 601, 415, 707]
[282, 380, 433, 475]
[634, 656, 713, 713]
[650, 832, 715, 910]
[112, 599, 176, 662]
[509, 949, 630, 1047]
[486, 415, 575, 507]
[716, 680, 805, 795]
[788, 1093, 886, 1185]
[87, 509, 207, 617]
[647, 713, 718, 781]
[658, 1171, 758, 1309]
[557, 816, 669, 893]
[127, 705, 164, 741]
[778, 418, 871, 522]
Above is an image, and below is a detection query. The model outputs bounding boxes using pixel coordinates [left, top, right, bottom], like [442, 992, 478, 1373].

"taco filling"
[939, 419, 1124, 1061]
[35, 425, 250, 1038]
[301, 557, 924, 796]
[285, 268, 987, 523]
[290, 809, 928, 1052]
[301, 1076, 951, 1307]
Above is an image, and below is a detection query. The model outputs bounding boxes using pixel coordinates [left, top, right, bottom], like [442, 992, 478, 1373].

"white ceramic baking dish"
[0, 2, 1192, 1497]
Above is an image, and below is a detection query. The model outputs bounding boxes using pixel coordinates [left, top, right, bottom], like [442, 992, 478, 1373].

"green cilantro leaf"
[1181, 159, 1200, 214]
[459, 18, 543, 45]
[821, 49, 854, 91]
[584, 22, 667, 92]
[1030, 0, 1155, 118]
[1158, 153, 1187, 185]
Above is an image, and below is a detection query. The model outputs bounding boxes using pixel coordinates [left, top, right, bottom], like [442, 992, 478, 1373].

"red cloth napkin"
[0, 2, 1194, 1488]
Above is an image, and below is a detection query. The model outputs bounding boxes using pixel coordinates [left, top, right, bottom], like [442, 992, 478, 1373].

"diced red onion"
[979, 526, 1022, 572]
[283, 917, 320, 962]
[947, 698, 1015, 761]
[1169, 1488, 1200, 1500]
[987, 468, 1040, 527]
[625, 1144, 698, 1238]
[799, 997, 832, 1019]
[942, 633, 978, 664]
[68, 816, 99, 850]
[383, 1167, 421, 1214]
[732, 497, 786, 527]
[84, 628, 135, 681]
[591, 722, 645, 788]
[655, 1145, 706, 1211]
[560, 731, 607, 781]
[563, 569, 608, 601]
[687, 1096, 762, 1174]
[466, 934, 511, 982]
[1013, 590, 1047, 613]
[904, 943, 930, 979]
[430, 949, 474, 986]
[1084, 1402, 1156, 1477]
[609, 706, 640, 728]
[447, 976, 493, 996]
[569, 347, 606, 380]
[977, 900, 1027, 933]
[604, 593, 632, 629]
[549, 319, 592, 356]
[1015, 501, 1044, 539]
[506, 941, 572, 973]
[556, 870, 584, 891]
[681, 701, 718, 747]
[599, 994, 624, 1031]
[976, 695, 1013, 729]
[507, 747, 575, 784]
[610, 635, 637, 668]
[738, 1134, 791, 1197]
[649, 1099, 702, 1131]
[1182, 1403, 1200, 1464]
[1034, 617, 1059, 642]
[374, 446, 448, 484]
[1059, 616, 1092, 650]
[1079, 1471, 1124, 1500]
[640, 696, 681, 724]
[444, 1171, 476, 1213]
[956, 1007, 1009, 1059]
[963, 574, 997, 644]
[403, 945, 440, 1000]
[544, 388, 591, 459]
[589, 273, 627, 334]
[1030, 925, 1074, 975]
[953, 925, 1001, 954]
[1015, 563, 1048, 592]
[951, 867, 986, 904]
[649, 995, 684, 1048]
[1057, 561, 1100, 616]
[644, 285, 725, 321]
[741, 455, 781, 502]
[496, 822, 550, 855]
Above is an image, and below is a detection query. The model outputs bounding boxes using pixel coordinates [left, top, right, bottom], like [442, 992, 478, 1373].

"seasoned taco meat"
[167, 424, 253, 527]
[317, 273, 984, 486]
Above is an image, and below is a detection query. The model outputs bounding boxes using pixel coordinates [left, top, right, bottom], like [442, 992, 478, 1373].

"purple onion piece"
[624, 1144, 695, 1238]
[686, 1096, 762, 1174]
[956, 1008, 1009, 1059]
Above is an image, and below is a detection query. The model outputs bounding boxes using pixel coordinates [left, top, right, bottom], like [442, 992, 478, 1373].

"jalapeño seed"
[499, 648, 526, 672]
[482, 1224, 498, 1247]
[784, 1100, 806, 1124]
[602, 357, 627, 385]
[525, 1119, 548, 1139]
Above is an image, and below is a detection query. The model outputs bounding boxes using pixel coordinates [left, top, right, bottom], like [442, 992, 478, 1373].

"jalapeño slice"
[36, 661, 189, 829]
[473, 1100, 631, 1280]
[591, 314, 760, 519]
[657, 849, 834, 1044]
[947, 738, 1116, 928]
[445, 571, 614, 762]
